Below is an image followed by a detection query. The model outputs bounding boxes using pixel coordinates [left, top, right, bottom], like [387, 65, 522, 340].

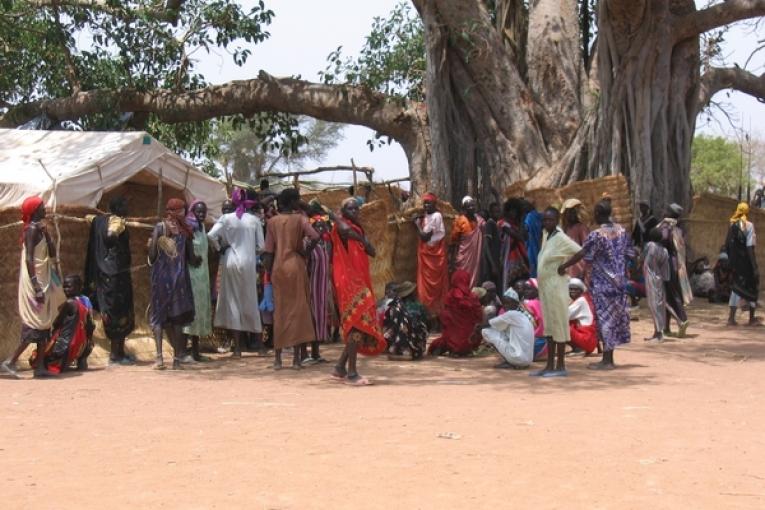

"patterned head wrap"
[232, 187, 257, 220]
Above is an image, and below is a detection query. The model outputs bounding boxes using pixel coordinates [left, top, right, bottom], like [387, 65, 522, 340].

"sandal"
[344, 375, 372, 386]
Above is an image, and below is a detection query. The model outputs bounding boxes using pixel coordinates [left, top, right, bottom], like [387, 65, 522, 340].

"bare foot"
[153, 358, 166, 370]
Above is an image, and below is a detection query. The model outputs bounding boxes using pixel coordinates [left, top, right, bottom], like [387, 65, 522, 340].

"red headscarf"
[422, 192, 438, 203]
[21, 196, 44, 243]
[165, 198, 193, 237]
[427, 269, 484, 356]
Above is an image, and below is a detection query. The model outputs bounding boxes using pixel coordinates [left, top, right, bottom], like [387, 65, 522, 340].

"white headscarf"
[462, 196, 474, 207]
[569, 278, 587, 292]
[503, 288, 519, 301]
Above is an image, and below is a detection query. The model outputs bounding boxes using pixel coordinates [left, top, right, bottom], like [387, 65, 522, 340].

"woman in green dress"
[183, 200, 212, 361]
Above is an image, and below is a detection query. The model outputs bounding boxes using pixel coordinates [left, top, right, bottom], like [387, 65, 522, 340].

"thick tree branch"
[696, 66, 765, 113]
[0, 72, 421, 142]
[675, 0, 765, 41]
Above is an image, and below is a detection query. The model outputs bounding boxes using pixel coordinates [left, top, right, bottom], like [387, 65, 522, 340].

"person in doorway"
[1, 197, 66, 378]
[84, 196, 135, 365]
[263, 188, 320, 370]
[330, 198, 387, 385]
[450, 196, 486, 288]
[148, 199, 200, 370]
[208, 188, 265, 357]
[567, 278, 598, 354]
[658, 203, 692, 337]
[482, 287, 536, 369]
[182, 201, 212, 361]
[560, 201, 635, 370]
[642, 227, 671, 342]
[632, 201, 659, 249]
[726, 203, 759, 326]
[414, 192, 449, 316]
[531, 207, 581, 377]
[29, 275, 94, 374]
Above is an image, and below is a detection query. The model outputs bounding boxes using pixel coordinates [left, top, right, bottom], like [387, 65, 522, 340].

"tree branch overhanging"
[0, 72, 421, 142]
[26, 0, 186, 24]
[696, 66, 765, 113]
[675, 0, 765, 41]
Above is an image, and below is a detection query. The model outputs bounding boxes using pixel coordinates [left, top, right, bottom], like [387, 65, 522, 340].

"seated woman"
[29, 275, 94, 374]
[428, 270, 484, 357]
[568, 278, 598, 354]
[521, 278, 548, 361]
[709, 252, 733, 303]
[481, 288, 535, 369]
[382, 281, 428, 360]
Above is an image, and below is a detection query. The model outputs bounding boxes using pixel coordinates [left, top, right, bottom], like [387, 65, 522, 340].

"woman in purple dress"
[559, 200, 635, 370]
[148, 198, 201, 370]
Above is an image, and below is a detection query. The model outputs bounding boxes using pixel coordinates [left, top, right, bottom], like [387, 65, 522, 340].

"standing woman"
[560, 201, 635, 370]
[658, 204, 692, 337]
[1, 197, 66, 378]
[307, 200, 334, 361]
[183, 200, 212, 361]
[561, 198, 590, 279]
[414, 192, 449, 316]
[148, 198, 200, 370]
[84, 196, 135, 365]
[262, 188, 320, 370]
[330, 198, 387, 385]
[533, 207, 582, 377]
[726, 203, 759, 325]
[450, 196, 486, 288]
[498, 198, 529, 292]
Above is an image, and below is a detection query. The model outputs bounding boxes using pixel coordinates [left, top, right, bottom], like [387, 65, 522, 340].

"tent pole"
[157, 167, 163, 218]
[37, 159, 62, 272]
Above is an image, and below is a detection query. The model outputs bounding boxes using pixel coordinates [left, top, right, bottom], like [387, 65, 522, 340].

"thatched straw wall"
[504, 175, 633, 229]
[358, 199, 394, 299]
[687, 193, 764, 289]
[301, 183, 405, 213]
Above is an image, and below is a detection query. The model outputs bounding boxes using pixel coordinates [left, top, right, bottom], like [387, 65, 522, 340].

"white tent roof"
[0, 129, 227, 216]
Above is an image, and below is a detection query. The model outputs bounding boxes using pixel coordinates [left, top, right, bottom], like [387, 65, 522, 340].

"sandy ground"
[1, 302, 764, 510]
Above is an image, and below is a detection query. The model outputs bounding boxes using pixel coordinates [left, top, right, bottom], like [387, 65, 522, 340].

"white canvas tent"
[0, 129, 226, 216]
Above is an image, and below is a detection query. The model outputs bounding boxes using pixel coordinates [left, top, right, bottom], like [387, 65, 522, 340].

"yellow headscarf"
[730, 202, 749, 224]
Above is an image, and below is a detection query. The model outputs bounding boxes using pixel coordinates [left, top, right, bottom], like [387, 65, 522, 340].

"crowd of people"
[0, 182, 759, 382]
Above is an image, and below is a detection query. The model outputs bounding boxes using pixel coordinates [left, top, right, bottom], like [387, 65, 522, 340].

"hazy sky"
[198, 1, 765, 184]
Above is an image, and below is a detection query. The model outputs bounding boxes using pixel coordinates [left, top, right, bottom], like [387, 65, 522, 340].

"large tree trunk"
[415, 0, 550, 205]
[528, 0, 701, 214]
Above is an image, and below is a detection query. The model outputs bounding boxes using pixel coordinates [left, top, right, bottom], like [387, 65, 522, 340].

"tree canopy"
[691, 135, 746, 197]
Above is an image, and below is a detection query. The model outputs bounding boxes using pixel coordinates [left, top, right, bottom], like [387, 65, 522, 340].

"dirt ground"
[1, 301, 764, 510]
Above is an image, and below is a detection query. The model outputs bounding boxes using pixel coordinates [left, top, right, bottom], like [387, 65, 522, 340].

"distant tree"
[691, 135, 747, 197]
[214, 117, 344, 183]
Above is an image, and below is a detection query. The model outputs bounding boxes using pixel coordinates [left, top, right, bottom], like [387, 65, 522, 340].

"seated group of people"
[376, 269, 599, 370]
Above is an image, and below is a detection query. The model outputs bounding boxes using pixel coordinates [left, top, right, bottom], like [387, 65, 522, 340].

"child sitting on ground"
[481, 288, 536, 369]
[30, 274, 94, 374]
[567, 278, 598, 355]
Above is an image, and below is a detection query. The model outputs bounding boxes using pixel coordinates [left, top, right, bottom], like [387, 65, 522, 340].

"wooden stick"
[261, 165, 375, 178]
